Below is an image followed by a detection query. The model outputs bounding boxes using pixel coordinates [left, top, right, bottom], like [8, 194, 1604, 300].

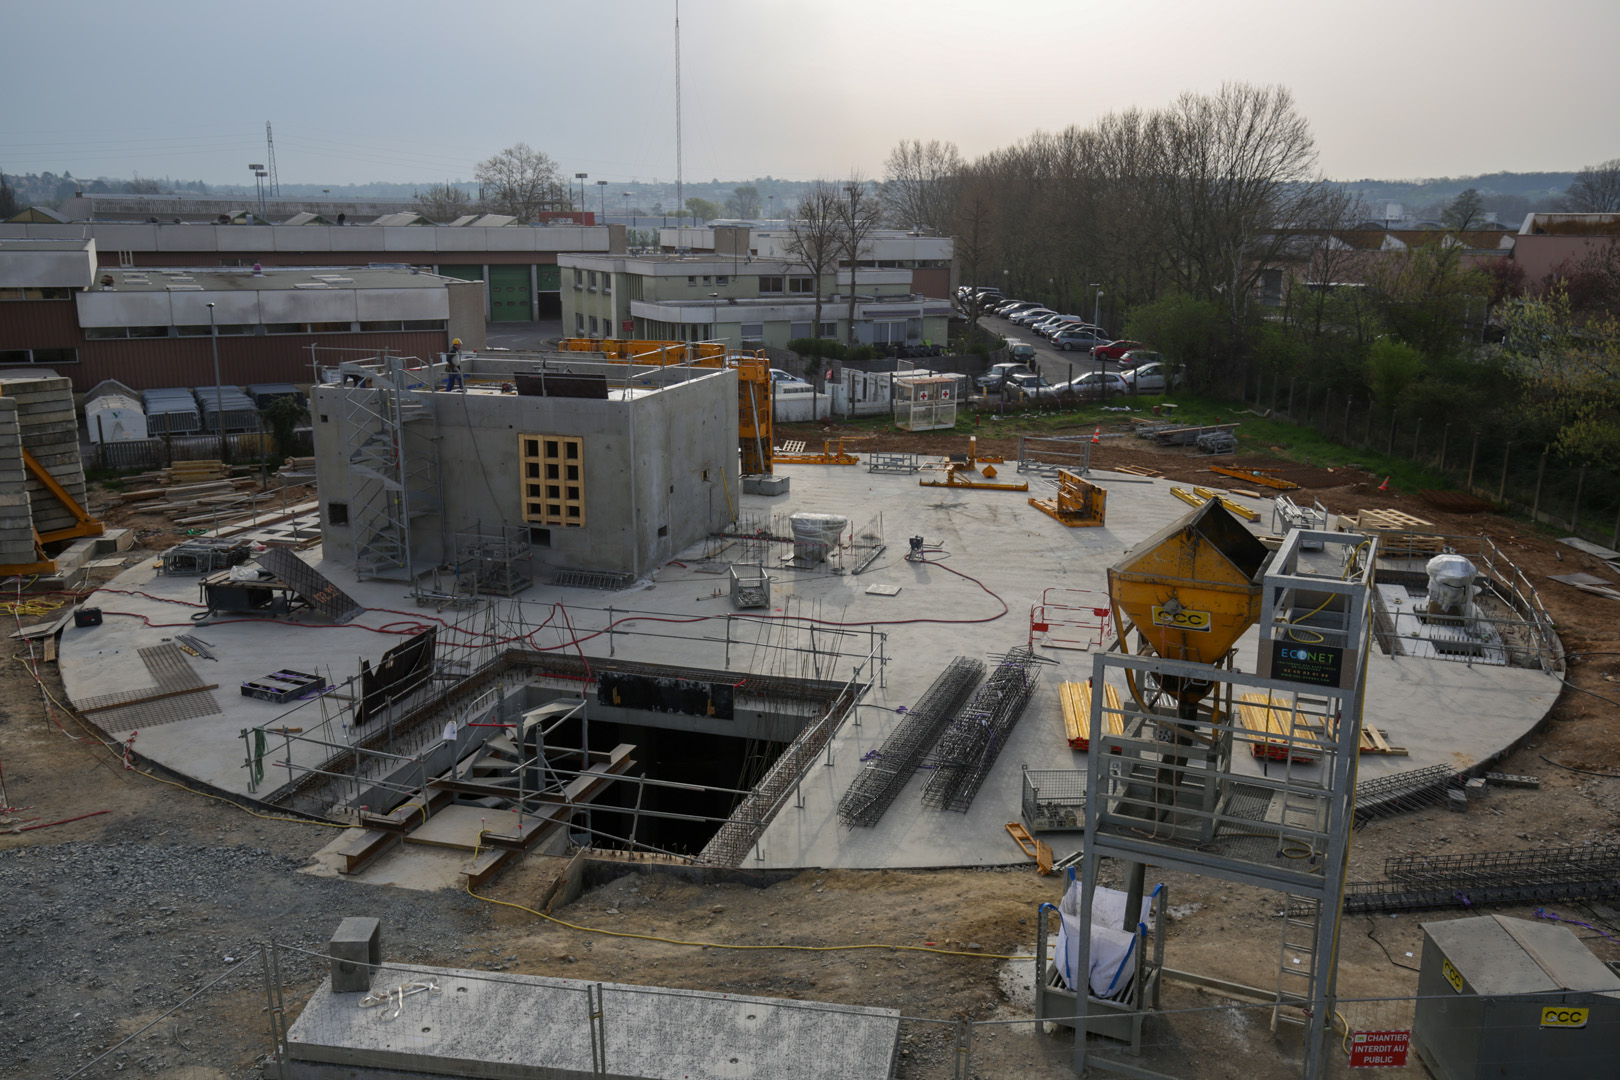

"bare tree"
[1565, 158, 1620, 213]
[880, 139, 961, 232]
[414, 182, 478, 222]
[836, 177, 883, 344]
[781, 181, 843, 342]
[0, 171, 19, 220]
[474, 143, 567, 221]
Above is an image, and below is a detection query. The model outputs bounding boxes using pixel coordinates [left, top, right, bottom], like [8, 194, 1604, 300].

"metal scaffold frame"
[1073, 529, 1375, 1080]
[336, 356, 444, 582]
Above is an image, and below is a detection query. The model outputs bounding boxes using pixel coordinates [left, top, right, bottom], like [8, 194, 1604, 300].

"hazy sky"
[3, 0, 1617, 189]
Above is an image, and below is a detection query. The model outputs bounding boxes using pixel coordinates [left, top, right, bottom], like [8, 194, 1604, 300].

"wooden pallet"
[1006, 822, 1054, 874]
[1358, 725, 1408, 756]
[1356, 508, 1434, 531]
[1116, 464, 1163, 478]
[1059, 680, 1123, 751]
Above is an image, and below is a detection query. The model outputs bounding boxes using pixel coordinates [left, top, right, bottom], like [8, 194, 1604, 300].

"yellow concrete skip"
[1060, 680, 1123, 751]
[1236, 692, 1324, 764]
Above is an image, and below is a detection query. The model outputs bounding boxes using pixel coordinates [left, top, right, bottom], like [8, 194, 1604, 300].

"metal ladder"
[1273, 894, 1322, 1030]
[1271, 690, 1328, 1031]
[338, 357, 442, 581]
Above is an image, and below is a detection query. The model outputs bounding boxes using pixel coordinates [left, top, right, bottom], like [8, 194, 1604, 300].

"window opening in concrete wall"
[327, 501, 349, 525]
[520, 434, 585, 527]
[529, 526, 551, 547]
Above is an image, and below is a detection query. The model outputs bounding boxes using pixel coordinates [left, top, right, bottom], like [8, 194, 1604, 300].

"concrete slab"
[283, 961, 899, 1080]
[403, 804, 544, 850]
[58, 459, 1560, 874]
[302, 828, 472, 892]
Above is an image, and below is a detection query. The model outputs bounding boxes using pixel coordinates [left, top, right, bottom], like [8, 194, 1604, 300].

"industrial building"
[0, 214, 621, 322]
[657, 222, 956, 299]
[0, 238, 484, 390]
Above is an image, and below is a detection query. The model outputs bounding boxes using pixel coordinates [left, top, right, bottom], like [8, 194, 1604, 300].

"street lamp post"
[1089, 283, 1105, 391]
[596, 179, 608, 222]
[710, 291, 720, 347]
[574, 172, 588, 215]
[623, 192, 632, 229]
[207, 302, 227, 459]
[248, 164, 266, 218]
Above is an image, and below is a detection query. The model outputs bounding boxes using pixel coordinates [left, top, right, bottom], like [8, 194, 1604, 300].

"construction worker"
[444, 338, 464, 392]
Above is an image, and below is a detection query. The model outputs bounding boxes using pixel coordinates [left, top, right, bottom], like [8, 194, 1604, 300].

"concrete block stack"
[0, 375, 89, 536]
[0, 398, 37, 566]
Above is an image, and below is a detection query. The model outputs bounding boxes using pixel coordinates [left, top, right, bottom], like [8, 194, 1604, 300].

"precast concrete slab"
[58, 461, 1560, 873]
[282, 961, 900, 1080]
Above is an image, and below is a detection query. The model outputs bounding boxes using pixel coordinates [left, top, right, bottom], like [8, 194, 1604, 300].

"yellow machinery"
[556, 338, 772, 475]
[919, 435, 1024, 490]
[1030, 470, 1107, 527]
[772, 439, 860, 466]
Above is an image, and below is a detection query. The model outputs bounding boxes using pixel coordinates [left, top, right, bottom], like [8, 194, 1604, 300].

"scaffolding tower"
[455, 524, 533, 596]
[1073, 527, 1376, 1080]
[338, 357, 444, 581]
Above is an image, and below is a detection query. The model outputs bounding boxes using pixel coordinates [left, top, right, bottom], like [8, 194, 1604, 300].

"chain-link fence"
[1248, 370, 1620, 551]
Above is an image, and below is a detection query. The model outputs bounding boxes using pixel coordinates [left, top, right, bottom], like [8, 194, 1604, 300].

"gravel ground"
[0, 833, 488, 1079]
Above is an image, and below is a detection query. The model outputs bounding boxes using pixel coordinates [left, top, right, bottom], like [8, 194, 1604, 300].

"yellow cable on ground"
[464, 829, 1028, 961]
[2, 596, 66, 619]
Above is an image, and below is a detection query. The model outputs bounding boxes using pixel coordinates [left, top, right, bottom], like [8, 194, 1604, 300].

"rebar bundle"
[1344, 844, 1620, 913]
[1352, 763, 1460, 828]
[837, 656, 984, 828]
[921, 648, 1042, 813]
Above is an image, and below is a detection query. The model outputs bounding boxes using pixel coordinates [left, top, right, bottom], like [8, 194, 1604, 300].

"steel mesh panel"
[255, 547, 364, 623]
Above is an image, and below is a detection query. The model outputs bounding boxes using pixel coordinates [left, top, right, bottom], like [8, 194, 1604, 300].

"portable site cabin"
[893, 374, 959, 431]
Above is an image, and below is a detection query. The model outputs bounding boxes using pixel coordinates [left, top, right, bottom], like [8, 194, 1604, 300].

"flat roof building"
[0, 239, 483, 390]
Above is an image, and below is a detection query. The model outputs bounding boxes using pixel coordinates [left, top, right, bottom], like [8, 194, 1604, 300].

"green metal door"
[488, 265, 533, 322]
[436, 265, 483, 283]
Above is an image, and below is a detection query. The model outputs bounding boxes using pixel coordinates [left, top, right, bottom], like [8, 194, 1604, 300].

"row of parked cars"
[956, 286, 1180, 398]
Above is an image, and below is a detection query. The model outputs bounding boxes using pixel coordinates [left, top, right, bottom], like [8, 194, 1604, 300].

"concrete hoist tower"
[337, 357, 444, 581]
[1073, 500, 1376, 1080]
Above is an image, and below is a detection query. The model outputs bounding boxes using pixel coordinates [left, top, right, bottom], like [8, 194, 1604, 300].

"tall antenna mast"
[265, 121, 280, 197]
[674, 1, 683, 223]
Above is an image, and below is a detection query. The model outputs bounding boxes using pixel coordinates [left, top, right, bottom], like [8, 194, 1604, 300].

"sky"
[3, 0, 1618, 189]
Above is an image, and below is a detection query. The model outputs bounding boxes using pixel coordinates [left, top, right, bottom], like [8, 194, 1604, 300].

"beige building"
[558, 251, 953, 350]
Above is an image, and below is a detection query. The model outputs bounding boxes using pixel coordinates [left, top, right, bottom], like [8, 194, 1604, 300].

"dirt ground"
[3, 430, 1618, 1079]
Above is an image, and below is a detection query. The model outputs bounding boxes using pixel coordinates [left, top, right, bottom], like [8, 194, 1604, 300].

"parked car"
[996, 301, 1042, 318]
[1032, 314, 1085, 337]
[769, 368, 809, 385]
[976, 362, 1036, 390]
[1007, 372, 1060, 401]
[1005, 339, 1039, 365]
[1120, 359, 1179, 393]
[1091, 339, 1143, 362]
[1056, 371, 1130, 398]
[1052, 328, 1112, 352]
[1011, 307, 1057, 327]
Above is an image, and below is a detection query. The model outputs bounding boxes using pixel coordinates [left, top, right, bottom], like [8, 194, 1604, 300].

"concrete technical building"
[0, 238, 484, 390]
[559, 247, 953, 351]
[311, 352, 740, 582]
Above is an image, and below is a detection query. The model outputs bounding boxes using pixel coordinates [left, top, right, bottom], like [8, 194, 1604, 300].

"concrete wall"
[313, 368, 738, 580]
[446, 280, 487, 350]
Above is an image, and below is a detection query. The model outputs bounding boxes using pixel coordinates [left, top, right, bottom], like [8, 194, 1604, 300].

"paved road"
[983, 310, 1120, 386]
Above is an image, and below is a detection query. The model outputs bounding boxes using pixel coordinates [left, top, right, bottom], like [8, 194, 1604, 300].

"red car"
[1091, 339, 1143, 362]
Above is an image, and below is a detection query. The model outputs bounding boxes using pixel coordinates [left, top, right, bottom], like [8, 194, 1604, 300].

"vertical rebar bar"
[259, 943, 283, 1065]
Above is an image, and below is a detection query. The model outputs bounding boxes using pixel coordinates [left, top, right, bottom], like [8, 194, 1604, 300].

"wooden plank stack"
[115, 459, 315, 529]
[1059, 680, 1123, 751]
[1349, 508, 1445, 556]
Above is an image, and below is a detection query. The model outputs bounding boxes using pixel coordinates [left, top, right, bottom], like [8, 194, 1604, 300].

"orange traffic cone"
[1377, 476, 1390, 491]
[1091, 426, 1102, 445]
